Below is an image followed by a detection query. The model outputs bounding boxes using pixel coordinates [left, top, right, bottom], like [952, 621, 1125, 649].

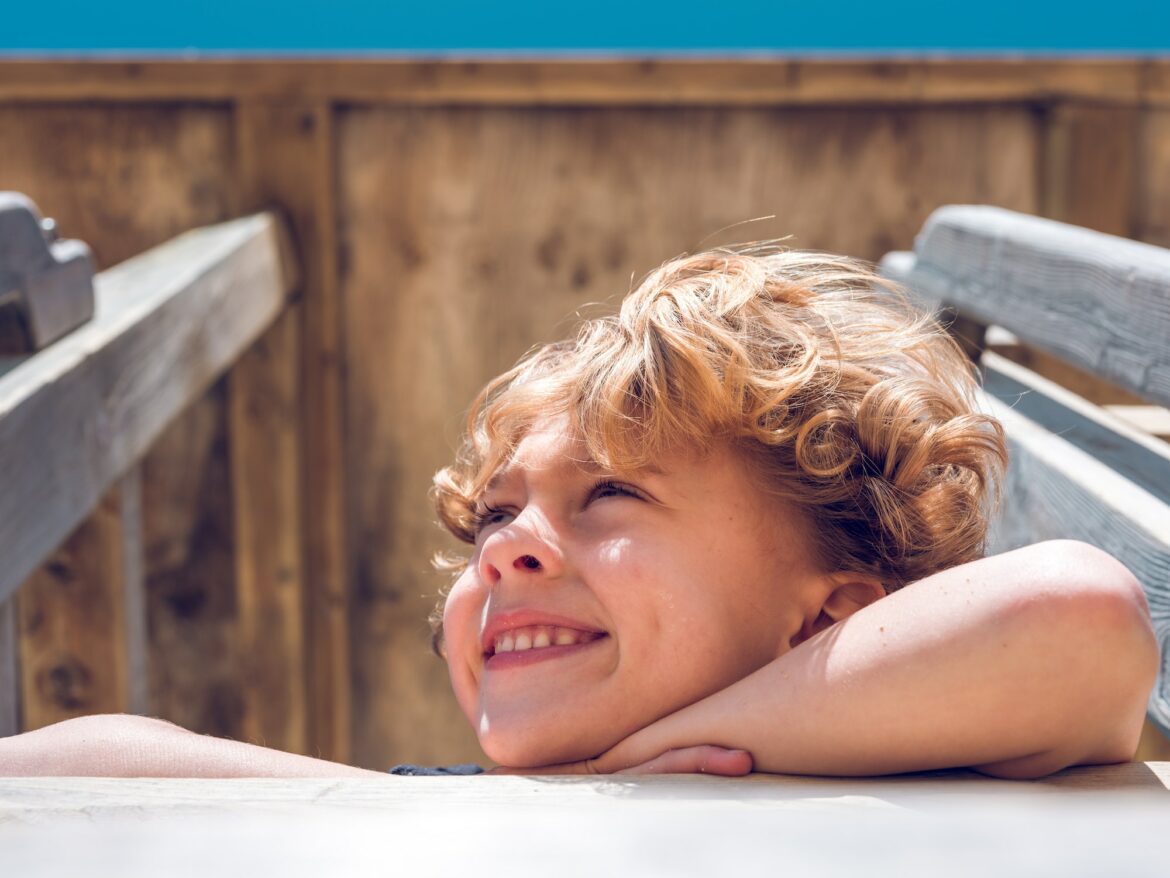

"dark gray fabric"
[388, 763, 485, 776]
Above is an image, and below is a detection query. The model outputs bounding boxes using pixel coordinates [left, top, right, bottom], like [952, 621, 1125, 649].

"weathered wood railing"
[0, 212, 297, 737]
[882, 205, 1170, 742]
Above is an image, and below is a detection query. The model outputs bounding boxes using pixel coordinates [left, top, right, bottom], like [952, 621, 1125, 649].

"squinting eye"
[471, 505, 514, 537]
[588, 479, 642, 503]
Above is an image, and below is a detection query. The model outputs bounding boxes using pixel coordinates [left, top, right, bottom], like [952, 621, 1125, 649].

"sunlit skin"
[441, 416, 840, 768]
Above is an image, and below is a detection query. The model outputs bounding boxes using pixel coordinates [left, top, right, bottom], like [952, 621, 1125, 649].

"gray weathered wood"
[119, 468, 149, 717]
[0, 771, 1166, 877]
[978, 353, 1170, 735]
[0, 599, 18, 737]
[883, 205, 1170, 407]
[0, 213, 294, 606]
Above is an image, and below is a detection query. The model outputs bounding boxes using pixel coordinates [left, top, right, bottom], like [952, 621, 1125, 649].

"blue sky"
[2, 0, 1168, 52]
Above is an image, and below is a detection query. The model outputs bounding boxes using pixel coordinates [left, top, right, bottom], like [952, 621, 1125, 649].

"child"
[0, 246, 1157, 779]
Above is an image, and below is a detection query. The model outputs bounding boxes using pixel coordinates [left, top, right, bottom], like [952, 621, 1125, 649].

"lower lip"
[484, 635, 608, 671]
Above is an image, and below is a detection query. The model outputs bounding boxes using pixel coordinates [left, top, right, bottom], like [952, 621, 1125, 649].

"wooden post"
[16, 471, 147, 729]
[0, 597, 19, 736]
[229, 309, 308, 754]
[232, 101, 350, 760]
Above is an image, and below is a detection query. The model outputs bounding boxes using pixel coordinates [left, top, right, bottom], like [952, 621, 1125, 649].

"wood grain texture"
[3, 798, 1170, 878]
[118, 468, 149, 717]
[15, 475, 144, 730]
[0, 59, 1150, 105]
[990, 342, 1153, 407]
[0, 105, 236, 270]
[229, 308, 308, 754]
[1138, 109, 1170, 248]
[0, 770, 1167, 877]
[141, 381, 244, 738]
[0, 765, 1166, 816]
[339, 104, 1037, 768]
[899, 205, 1170, 408]
[1145, 59, 1170, 107]
[0, 214, 294, 605]
[0, 103, 244, 737]
[1042, 103, 1140, 237]
[232, 101, 351, 762]
[978, 356, 1170, 735]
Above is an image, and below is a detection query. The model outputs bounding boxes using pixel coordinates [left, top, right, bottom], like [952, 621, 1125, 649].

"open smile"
[484, 633, 608, 670]
[481, 613, 608, 671]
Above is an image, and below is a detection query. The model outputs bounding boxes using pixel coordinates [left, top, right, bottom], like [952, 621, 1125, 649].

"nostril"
[515, 555, 542, 571]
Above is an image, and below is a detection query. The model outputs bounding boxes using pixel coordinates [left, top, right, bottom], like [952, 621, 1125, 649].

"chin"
[477, 717, 611, 769]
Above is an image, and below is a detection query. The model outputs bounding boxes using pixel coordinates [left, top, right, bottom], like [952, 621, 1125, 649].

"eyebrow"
[482, 456, 664, 494]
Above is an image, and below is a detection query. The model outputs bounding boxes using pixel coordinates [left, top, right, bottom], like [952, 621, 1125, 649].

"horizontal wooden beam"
[0, 58, 1155, 105]
[0, 212, 296, 604]
[889, 205, 1170, 408]
[979, 352, 1170, 736]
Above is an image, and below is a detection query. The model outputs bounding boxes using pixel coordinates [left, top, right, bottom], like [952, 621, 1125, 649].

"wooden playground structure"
[1, 58, 1169, 774]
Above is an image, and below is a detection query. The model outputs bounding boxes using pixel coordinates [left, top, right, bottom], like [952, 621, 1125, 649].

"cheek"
[592, 537, 671, 642]
[441, 571, 486, 719]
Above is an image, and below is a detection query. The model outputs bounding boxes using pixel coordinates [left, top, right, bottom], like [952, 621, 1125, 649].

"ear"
[790, 574, 886, 649]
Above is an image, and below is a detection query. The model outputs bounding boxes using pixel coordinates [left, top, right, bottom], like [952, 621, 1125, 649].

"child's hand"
[487, 745, 753, 776]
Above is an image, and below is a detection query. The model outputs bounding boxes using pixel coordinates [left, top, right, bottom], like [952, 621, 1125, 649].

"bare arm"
[555, 540, 1159, 779]
[0, 714, 385, 778]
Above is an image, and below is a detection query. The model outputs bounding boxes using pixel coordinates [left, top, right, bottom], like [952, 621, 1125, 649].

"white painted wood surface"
[882, 205, 1170, 407]
[0, 213, 294, 605]
[0, 769, 1166, 876]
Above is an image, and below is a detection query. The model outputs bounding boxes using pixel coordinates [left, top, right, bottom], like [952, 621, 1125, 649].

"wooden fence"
[1, 59, 1168, 769]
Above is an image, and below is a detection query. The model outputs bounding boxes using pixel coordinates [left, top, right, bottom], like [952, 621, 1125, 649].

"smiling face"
[441, 416, 832, 767]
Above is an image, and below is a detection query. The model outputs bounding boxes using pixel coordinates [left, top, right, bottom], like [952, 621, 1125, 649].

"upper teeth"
[493, 626, 598, 654]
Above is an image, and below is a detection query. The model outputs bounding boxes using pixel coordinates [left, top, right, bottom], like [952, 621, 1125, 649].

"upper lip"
[481, 609, 607, 656]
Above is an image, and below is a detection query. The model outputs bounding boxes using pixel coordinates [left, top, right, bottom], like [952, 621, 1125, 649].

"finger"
[615, 746, 753, 776]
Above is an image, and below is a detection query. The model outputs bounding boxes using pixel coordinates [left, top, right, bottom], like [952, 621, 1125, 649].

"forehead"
[486, 417, 603, 491]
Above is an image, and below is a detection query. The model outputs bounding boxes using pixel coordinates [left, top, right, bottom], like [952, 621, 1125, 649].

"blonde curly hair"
[433, 245, 1006, 616]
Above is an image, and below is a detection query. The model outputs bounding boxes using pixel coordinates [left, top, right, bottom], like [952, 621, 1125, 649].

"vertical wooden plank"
[1041, 102, 1140, 236]
[16, 473, 145, 729]
[1138, 108, 1170, 248]
[0, 598, 19, 736]
[229, 308, 308, 754]
[244, 101, 349, 762]
[142, 384, 244, 738]
[119, 467, 150, 716]
[339, 104, 1039, 769]
[231, 100, 346, 757]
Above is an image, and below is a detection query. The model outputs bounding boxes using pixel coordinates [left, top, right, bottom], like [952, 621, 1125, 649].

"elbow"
[1016, 541, 1159, 770]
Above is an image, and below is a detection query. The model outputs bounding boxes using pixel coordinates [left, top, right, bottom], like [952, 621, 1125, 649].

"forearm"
[608, 541, 1158, 778]
[0, 714, 384, 778]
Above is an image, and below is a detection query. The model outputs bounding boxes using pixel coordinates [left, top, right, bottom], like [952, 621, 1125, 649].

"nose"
[477, 509, 563, 587]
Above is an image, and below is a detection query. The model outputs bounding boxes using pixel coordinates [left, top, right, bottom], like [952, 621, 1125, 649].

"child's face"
[442, 416, 830, 767]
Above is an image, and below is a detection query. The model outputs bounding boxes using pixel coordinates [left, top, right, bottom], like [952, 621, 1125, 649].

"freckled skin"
[442, 416, 831, 768]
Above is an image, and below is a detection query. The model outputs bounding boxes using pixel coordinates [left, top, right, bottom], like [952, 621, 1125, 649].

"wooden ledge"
[0, 766, 1166, 875]
[0, 212, 297, 604]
